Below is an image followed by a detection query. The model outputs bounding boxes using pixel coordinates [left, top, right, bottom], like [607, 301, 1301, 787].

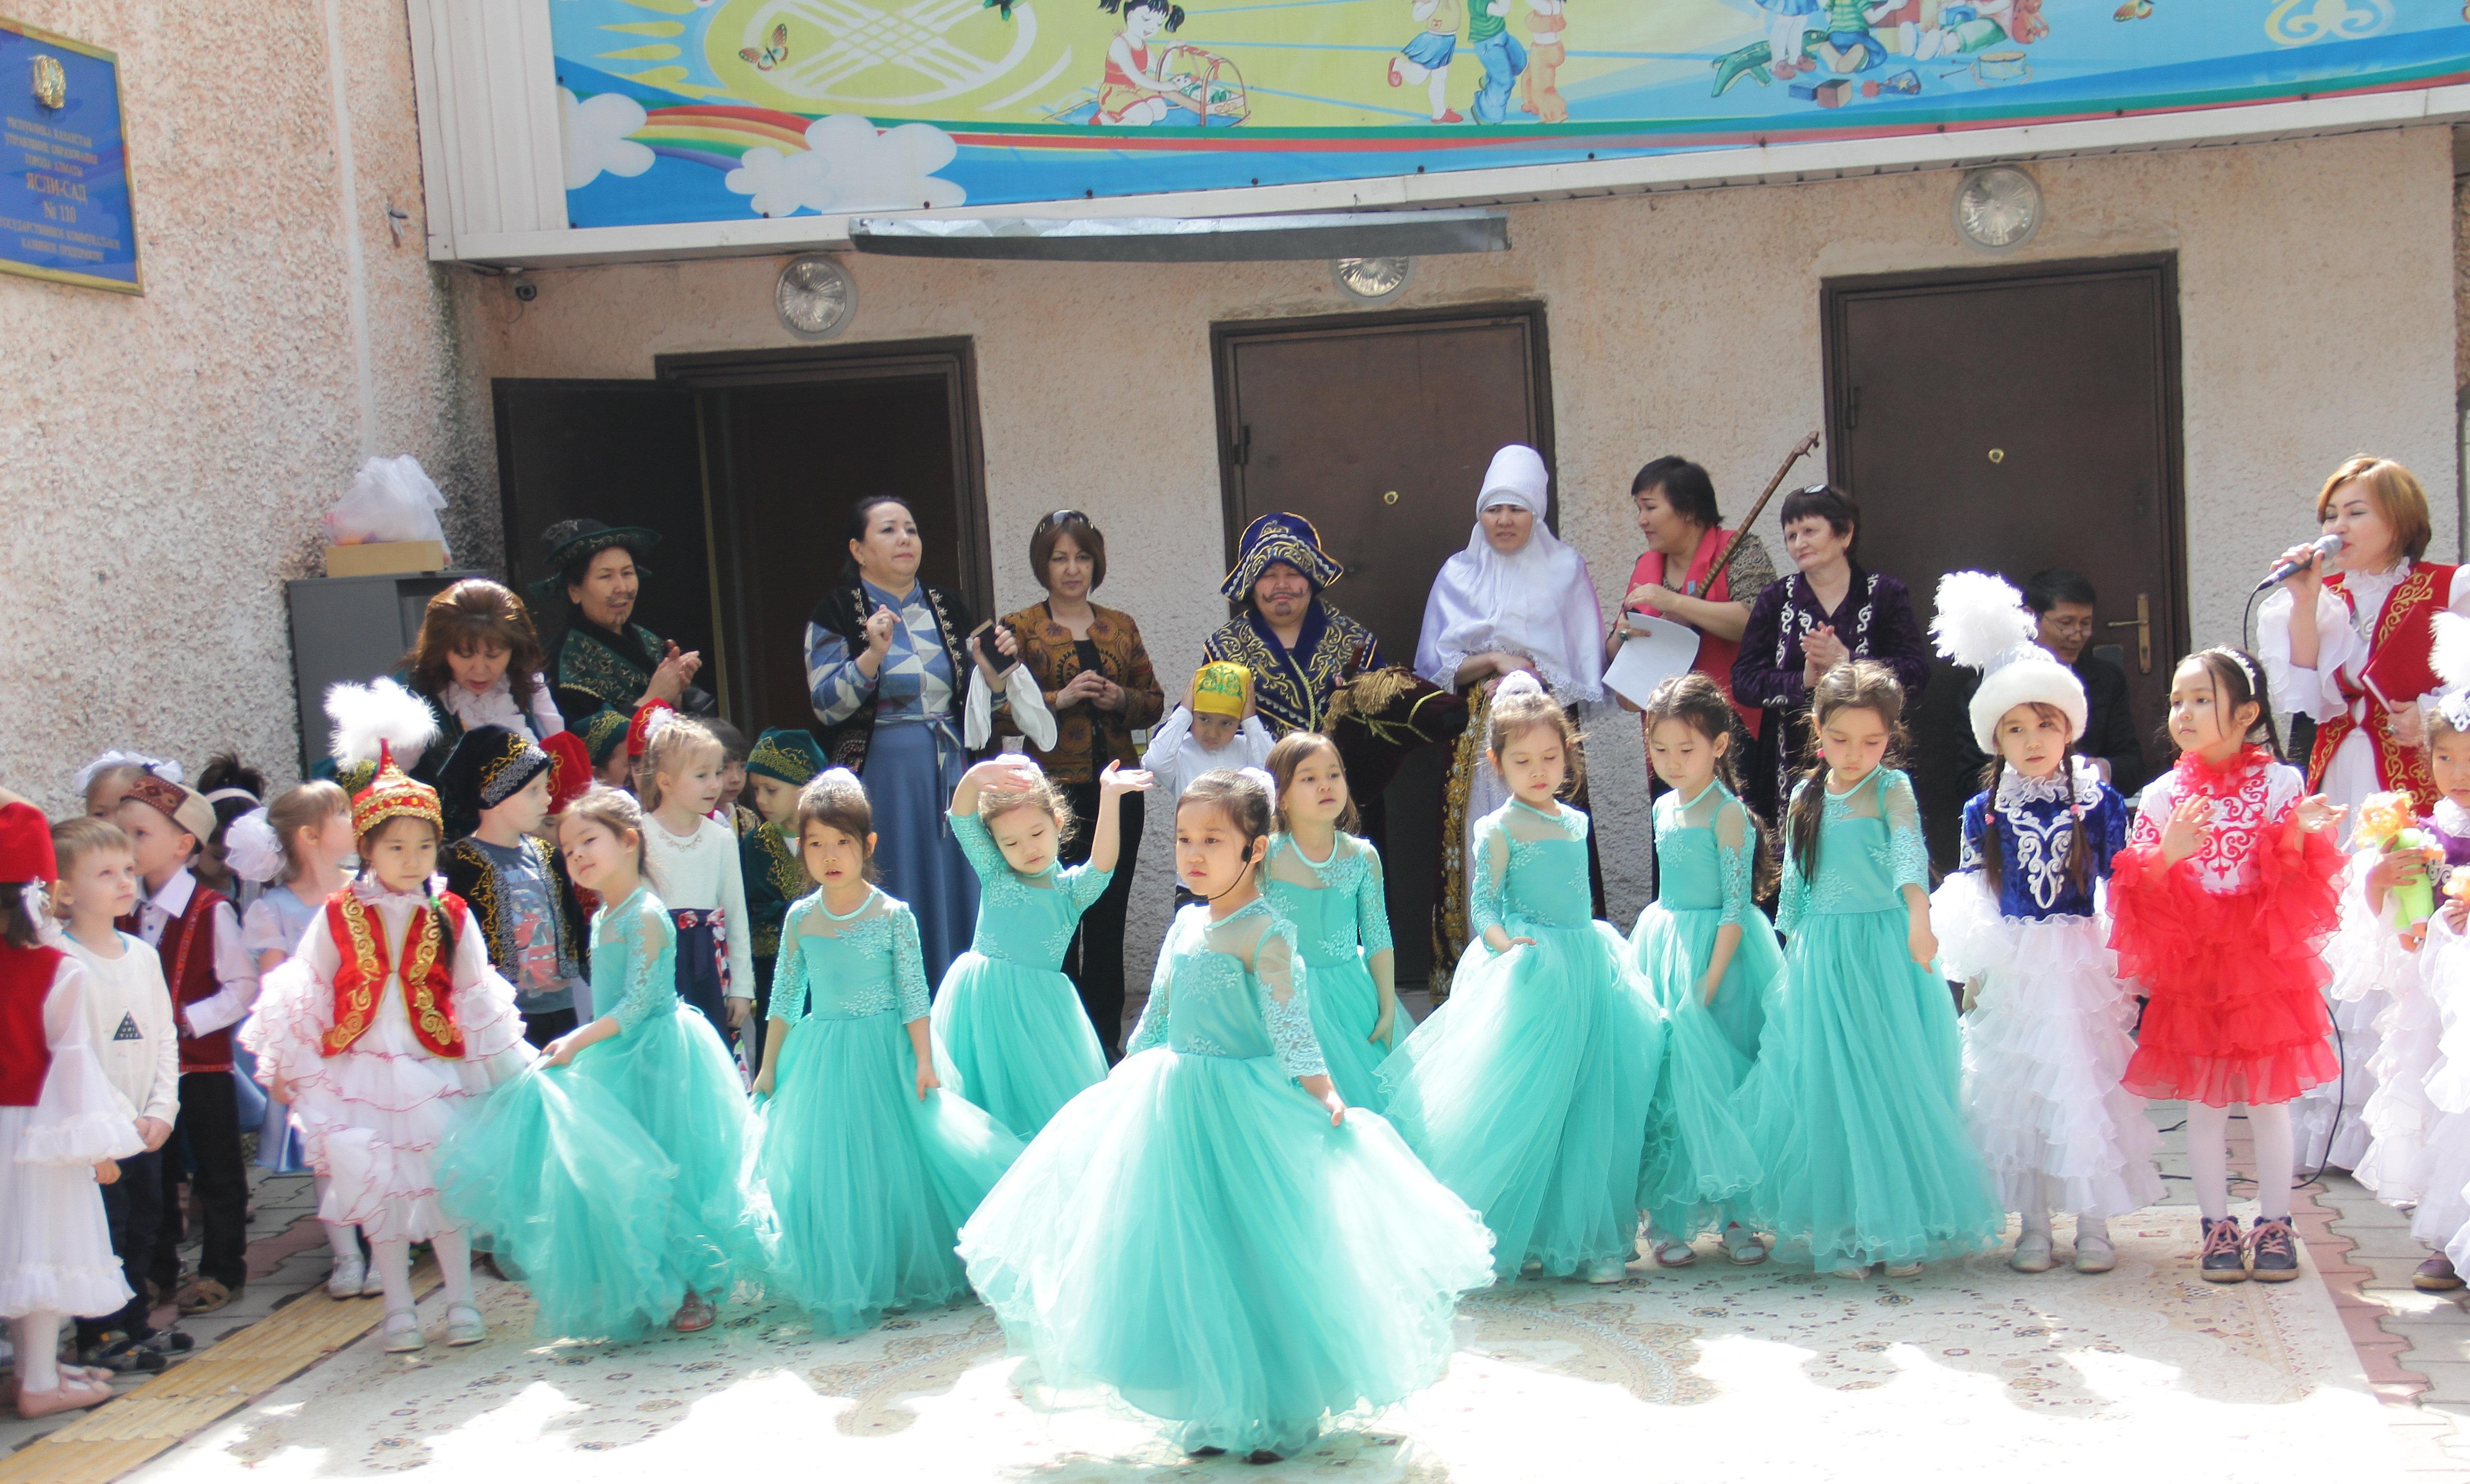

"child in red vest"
[246, 684, 530, 1352]
[111, 769, 255, 1316]
[0, 801, 143, 1418]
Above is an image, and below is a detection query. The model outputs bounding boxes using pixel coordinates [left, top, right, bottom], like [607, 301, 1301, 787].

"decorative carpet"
[107, 1209, 2401, 1484]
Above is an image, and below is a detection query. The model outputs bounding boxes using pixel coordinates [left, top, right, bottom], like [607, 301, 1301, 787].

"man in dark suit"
[1940, 568, 2150, 803]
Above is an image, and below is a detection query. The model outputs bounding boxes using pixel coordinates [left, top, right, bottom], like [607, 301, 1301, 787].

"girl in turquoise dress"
[437, 787, 765, 1340]
[1382, 673, 1748, 1285]
[1629, 673, 1783, 1268]
[1262, 732, 1399, 1111]
[931, 754, 1150, 1133]
[753, 770, 1022, 1336]
[1736, 661, 2002, 1279]
[959, 769, 1493, 1465]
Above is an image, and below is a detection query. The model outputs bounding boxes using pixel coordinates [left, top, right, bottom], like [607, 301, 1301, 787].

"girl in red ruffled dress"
[2110, 648, 2345, 1284]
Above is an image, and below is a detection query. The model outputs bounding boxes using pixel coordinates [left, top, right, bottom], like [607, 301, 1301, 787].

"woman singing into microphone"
[2259, 455, 2465, 1173]
[2260, 457, 2462, 822]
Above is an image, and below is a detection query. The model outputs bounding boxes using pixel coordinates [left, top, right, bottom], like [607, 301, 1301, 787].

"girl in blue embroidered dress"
[1927, 569, 2160, 1275]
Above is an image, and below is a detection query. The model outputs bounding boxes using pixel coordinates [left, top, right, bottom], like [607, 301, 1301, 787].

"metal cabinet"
[284, 572, 477, 773]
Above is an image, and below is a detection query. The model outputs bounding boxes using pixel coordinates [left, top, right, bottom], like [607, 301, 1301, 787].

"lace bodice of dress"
[1469, 799, 1594, 935]
[1777, 767, 1928, 931]
[772, 887, 930, 1022]
[1262, 833, 1394, 966]
[1124, 899, 1325, 1078]
[2127, 748, 2306, 895]
[592, 885, 679, 1034]
[1651, 781, 1756, 925]
[949, 811, 1111, 969]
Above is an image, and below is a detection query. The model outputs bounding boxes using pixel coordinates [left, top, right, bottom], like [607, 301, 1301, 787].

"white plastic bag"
[323, 454, 451, 555]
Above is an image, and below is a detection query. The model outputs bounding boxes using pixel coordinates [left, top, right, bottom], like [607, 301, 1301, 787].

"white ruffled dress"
[2399, 912, 2470, 1261]
[2300, 852, 2408, 1175]
[1931, 766, 2163, 1220]
[243, 879, 531, 1244]
[2353, 803, 2470, 1204]
[1, 949, 143, 1319]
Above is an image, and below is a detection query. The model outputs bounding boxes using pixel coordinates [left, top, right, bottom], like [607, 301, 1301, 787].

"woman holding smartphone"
[990, 510, 1165, 1060]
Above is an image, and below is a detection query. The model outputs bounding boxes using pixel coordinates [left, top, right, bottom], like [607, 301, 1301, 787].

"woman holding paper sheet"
[1608, 457, 1778, 739]
[1414, 444, 1607, 993]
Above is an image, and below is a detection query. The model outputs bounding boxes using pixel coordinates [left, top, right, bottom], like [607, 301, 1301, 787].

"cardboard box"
[324, 540, 448, 578]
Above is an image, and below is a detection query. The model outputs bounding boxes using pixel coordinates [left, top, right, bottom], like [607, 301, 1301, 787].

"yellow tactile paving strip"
[0, 1265, 436, 1484]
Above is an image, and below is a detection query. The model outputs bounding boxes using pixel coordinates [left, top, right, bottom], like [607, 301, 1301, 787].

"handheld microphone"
[2255, 533, 2342, 593]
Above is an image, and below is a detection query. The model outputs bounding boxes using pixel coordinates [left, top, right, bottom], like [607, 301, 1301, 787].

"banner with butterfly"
[548, 0, 2470, 226]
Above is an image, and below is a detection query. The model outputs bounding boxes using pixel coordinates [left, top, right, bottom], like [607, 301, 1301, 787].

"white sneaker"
[1881, 1261, 1923, 1279]
[1830, 1265, 1870, 1281]
[327, 1255, 367, 1300]
[1584, 1258, 1629, 1285]
[380, 1311, 425, 1353]
[443, 1304, 486, 1347]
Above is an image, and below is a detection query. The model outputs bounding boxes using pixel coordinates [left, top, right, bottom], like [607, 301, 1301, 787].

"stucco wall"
[0, 1, 491, 815]
[468, 127, 2460, 981]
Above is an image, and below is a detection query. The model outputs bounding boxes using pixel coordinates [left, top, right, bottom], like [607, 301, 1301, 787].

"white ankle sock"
[2077, 1214, 2111, 1244]
[2020, 1209, 2052, 1240]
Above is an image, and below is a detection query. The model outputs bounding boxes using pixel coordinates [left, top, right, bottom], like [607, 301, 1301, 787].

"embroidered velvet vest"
[0, 942, 62, 1106]
[321, 892, 470, 1059]
[2311, 562, 2459, 813]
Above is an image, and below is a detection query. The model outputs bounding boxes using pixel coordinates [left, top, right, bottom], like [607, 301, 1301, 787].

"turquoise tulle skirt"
[930, 953, 1108, 1135]
[1304, 953, 1397, 1112]
[438, 1002, 765, 1339]
[1737, 908, 2002, 1270]
[761, 1011, 1022, 1335]
[1380, 920, 1665, 1276]
[958, 1048, 1494, 1458]
[1631, 902, 1780, 1240]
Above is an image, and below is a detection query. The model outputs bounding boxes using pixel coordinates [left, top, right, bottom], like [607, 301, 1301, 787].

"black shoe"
[2247, 1216, 2301, 1282]
[2198, 1216, 2248, 1283]
[79, 1334, 167, 1374]
[1188, 1447, 1227, 1458]
[1243, 1452, 1284, 1465]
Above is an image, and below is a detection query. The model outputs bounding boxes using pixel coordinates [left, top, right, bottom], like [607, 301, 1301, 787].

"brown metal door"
[1823, 257, 2186, 866]
[660, 342, 993, 736]
[1214, 306, 1554, 983]
[493, 379, 714, 666]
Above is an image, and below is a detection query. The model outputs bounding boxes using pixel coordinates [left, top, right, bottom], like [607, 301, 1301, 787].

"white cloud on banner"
[725, 115, 966, 218]
[561, 88, 654, 191]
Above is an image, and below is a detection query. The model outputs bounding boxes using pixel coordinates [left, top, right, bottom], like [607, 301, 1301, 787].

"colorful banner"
[0, 18, 138, 291]
[551, 0, 2470, 228]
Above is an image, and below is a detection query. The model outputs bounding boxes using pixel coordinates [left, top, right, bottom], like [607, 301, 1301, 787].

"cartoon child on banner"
[1467, 0, 1529, 124]
[1521, 0, 1567, 123]
[1390, 0, 1466, 124]
[1093, 0, 1205, 126]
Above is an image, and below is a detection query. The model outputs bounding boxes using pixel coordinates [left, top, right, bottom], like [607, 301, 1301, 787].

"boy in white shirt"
[1145, 661, 1275, 798]
[50, 817, 183, 1371]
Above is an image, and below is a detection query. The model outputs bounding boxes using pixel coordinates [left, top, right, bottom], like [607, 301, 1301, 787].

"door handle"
[2106, 593, 2151, 675]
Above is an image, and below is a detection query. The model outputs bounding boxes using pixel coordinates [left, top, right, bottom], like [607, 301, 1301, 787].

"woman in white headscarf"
[1416, 445, 1606, 993]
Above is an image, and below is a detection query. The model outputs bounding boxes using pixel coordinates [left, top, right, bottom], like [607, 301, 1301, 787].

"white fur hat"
[1930, 570, 2088, 753]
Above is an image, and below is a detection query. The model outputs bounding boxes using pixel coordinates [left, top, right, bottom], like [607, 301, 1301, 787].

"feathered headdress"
[2428, 611, 2470, 734]
[1930, 570, 2087, 753]
[325, 678, 443, 839]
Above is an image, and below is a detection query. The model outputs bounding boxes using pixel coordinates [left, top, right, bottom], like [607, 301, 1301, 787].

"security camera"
[511, 279, 538, 303]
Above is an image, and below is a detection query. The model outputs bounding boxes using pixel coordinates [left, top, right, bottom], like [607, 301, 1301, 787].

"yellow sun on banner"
[706, 0, 1069, 112]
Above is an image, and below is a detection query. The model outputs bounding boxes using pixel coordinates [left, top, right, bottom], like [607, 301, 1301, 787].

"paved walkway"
[7, 1104, 2470, 1481]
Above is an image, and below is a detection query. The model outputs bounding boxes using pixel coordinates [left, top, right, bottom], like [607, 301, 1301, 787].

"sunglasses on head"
[1037, 509, 1090, 530]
